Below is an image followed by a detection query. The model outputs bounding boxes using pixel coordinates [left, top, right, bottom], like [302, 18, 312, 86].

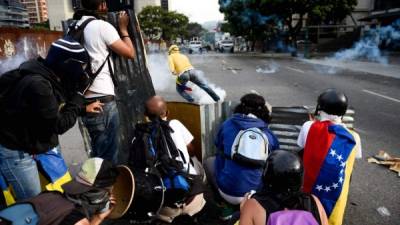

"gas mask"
[59, 58, 91, 97]
[65, 188, 111, 217]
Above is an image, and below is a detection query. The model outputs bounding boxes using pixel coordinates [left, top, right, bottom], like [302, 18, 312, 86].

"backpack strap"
[311, 195, 329, 225]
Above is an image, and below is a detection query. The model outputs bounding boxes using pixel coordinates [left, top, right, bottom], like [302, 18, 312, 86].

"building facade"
[20, 0, 47, 24]
[160, 0, 168, 11]
[0, 0, 30, 28]
[46, 0, 74, 31]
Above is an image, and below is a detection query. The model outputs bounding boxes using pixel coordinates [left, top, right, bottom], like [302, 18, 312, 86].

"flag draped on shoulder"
[303, 121, 357, 225]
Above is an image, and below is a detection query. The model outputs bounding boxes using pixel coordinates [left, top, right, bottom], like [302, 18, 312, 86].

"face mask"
[59, 58, 91, 96]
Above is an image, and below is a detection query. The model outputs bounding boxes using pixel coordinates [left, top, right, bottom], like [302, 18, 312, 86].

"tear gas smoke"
[256, 61, 279, 74]
[0, 38, 29, 74]
[186, 70, 226, 105]
[147, 53, 175, 91]
[147, 53, 226, 104]
[0, 38, 47, 75]
[332, 20, 399, 64]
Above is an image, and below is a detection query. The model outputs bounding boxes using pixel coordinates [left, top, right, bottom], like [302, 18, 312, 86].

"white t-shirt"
[169, 119, 197, 175]
[79, 16, 120, 97]
[297, 113, 362, 159]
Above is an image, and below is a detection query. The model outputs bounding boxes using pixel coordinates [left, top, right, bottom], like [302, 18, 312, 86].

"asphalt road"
[157, 53, 400, 225]
[60, 53, 400, 225]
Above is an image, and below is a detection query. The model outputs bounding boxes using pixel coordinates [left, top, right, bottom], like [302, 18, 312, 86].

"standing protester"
[239, 150, 329, 225]
[297, 89, 362, 225]
[75, 0, 136, 164]
[168, 45, 220, 103]
[0, 38, 102, 201]
[0, 158, 129, 225]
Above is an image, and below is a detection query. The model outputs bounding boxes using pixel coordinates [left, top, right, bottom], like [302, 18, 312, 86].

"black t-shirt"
[59, 209, 86, 225]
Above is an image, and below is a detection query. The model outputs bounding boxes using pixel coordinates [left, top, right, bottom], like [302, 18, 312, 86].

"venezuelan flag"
[303, 121, 359, 225]
[35, 147, 72, 193]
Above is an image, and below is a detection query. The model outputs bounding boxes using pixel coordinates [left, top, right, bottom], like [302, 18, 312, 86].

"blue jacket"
[214, 114, 279, 197]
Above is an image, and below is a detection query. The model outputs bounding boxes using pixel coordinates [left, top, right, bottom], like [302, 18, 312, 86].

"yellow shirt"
[168, 52, 194, 76]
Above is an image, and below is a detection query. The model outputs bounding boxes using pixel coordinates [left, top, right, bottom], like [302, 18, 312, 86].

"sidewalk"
[299, 58, 400, 79]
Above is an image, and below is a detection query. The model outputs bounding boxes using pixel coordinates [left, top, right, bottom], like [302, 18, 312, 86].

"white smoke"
[256, 61, 279, 74]
[186, 70, 226, 105]
[0, 38, 30, 74]
[331, 21, 399, 64]
[147, 53, 175, 92]
[147, 53, 226, 104]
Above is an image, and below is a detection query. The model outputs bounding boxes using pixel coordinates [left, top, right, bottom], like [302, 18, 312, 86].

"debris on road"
[368, 150, 400, 176]
[377, 206, 391, 217]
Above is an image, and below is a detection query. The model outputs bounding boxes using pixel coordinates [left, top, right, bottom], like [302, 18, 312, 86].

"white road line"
[286, 66, 305, 74]
[363, 89, 400, 103]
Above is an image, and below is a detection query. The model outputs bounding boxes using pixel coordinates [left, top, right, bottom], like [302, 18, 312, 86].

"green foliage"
[138, 6, 189, 41]
[185, 22, 206, 39]
[219, 0, 358, 43]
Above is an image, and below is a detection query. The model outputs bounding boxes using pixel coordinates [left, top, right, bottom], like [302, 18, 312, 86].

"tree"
[138, 6, 189, 42]
[219, 0, 357, 51]
[185, 22, 206, 39]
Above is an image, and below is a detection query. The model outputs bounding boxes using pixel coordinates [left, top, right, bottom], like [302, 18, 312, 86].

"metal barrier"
[166, 102, 356, 159]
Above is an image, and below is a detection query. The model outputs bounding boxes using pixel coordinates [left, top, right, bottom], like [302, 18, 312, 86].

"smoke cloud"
[147, 53, 176, 91]
[331, 19, 400, 64]
[147, 53, 226, 104]
[0, 38, 30, 74]
[187, 70, 226, 105]
[256, 61, 279, 74]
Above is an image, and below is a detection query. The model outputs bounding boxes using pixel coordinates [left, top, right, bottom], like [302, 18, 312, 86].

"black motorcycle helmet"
[315, 89, 348, 116]
[263, 150, 303, 194]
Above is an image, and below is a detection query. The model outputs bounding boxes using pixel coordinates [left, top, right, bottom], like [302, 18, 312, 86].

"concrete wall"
[46, 0, 74, 31]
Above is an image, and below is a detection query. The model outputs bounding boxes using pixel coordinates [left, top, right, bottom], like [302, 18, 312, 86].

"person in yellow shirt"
[168, 45, 220, 103]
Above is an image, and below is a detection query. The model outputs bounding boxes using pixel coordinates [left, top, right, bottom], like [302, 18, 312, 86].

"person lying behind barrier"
[297, 89, 362, 225]
[204, 93, 279, 220]
[0, 158, 127, 225]
[168, 45, 220, 103]
[0, 38, 102, 202]
[128, 95, 206, 223]
[74, 0, 137, 164]
[238, 150, 329, 225]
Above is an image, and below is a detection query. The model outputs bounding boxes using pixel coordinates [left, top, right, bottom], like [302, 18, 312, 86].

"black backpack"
[67, 18, 117, 86]
[129, 119, 193, 206]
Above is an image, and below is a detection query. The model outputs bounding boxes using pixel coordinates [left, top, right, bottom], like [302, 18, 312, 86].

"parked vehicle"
[188, 41, 203, 54]
[216, 40, 234, 53]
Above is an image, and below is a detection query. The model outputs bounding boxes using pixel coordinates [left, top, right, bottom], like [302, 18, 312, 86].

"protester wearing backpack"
[204, 93, 279, 213]
[239, 150, 329, 225]
[74, 0, 136, 164]
[128, 95, 208, 223]
[0, 158, 132, 225]
[0, 38, 102, 201]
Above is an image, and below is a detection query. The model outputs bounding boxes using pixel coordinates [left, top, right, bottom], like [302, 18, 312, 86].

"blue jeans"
[177, 70, 220, 102]
[82, 100, 120, 164]
[0, 144, 41, 201]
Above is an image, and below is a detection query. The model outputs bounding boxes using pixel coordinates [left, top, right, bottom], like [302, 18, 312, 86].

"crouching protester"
[239, 150, 329, 225]
[0, 157, 134, 225]
[0, 38, 102, 203]
[204, 93, 279, 219]
[297, 89, 362, 225]
[128, 95, 206, 223]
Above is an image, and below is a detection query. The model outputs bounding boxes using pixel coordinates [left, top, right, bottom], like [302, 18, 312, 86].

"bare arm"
[240, 199, 266, 225]
[109, 11, 135, 59]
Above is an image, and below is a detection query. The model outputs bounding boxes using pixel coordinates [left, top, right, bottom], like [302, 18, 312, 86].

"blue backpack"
[0, 203, 38, 225]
